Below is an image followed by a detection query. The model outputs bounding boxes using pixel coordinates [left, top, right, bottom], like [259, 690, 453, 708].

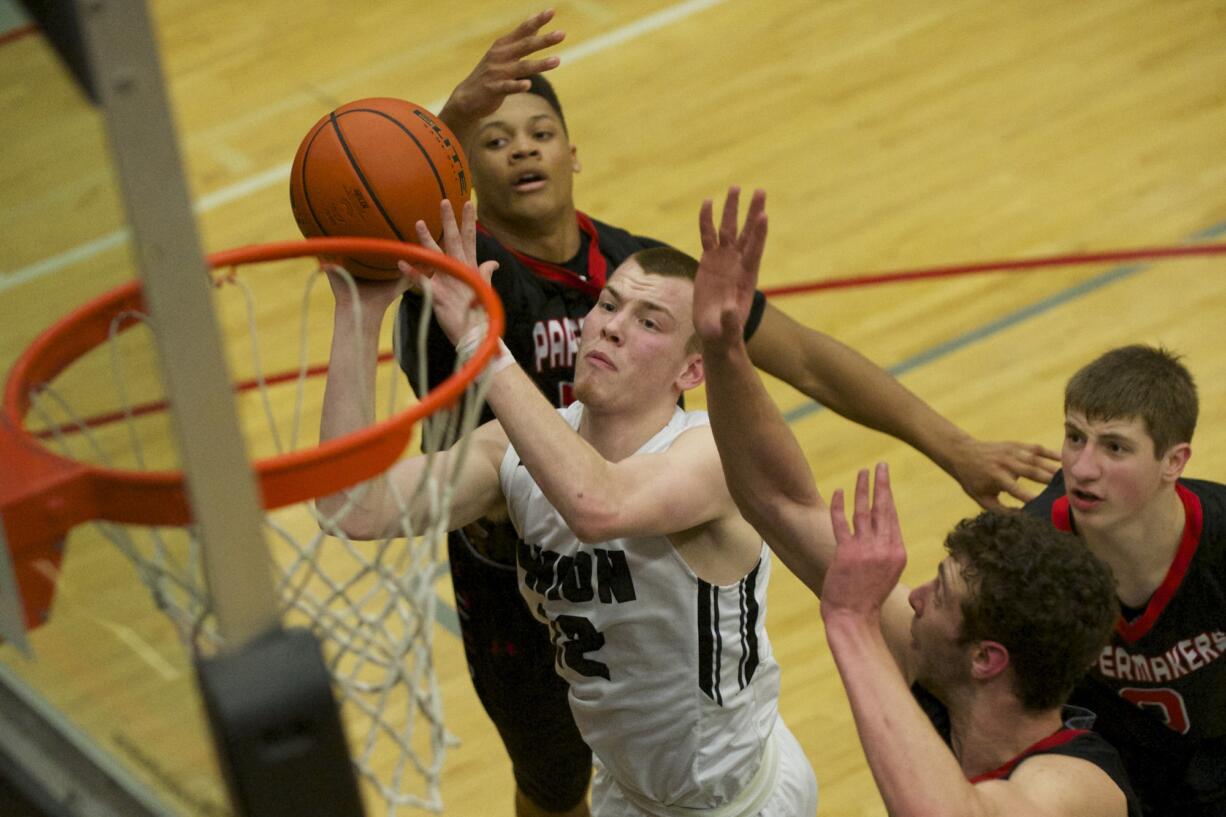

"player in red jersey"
[1025, 345, 1226, 817]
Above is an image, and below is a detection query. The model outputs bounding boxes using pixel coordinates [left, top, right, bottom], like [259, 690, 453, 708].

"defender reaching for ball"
[319, 196, 818, 816]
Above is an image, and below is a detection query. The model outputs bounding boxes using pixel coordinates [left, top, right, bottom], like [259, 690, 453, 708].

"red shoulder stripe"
[969, 728, 1090, 783]
[1115, 483, 1204, 643]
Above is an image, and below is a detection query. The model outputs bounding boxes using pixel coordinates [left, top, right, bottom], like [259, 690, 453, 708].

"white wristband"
[456, 325, 514, 375]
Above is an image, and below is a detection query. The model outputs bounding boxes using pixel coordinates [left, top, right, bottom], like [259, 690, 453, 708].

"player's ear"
[970, 640, 1009, 682]
[571, 144, 581, 174]
[676, 351, 704, 392]
[1160, 442, 1191, 483]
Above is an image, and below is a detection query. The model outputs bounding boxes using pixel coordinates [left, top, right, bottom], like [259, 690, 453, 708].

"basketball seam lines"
[299, 124, 331, 240]
[329, 111, 408, 249]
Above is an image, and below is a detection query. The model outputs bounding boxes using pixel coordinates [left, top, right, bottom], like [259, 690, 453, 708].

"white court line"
[1, 0, 729, 295]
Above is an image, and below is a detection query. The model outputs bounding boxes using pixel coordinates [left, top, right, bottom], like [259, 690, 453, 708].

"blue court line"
[432, 220, 1226, 637]
[784, 220, 1226, 424]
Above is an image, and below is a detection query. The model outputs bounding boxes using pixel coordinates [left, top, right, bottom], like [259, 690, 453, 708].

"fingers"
[495, 11, 564, 69]
[438, 199, 464, 259]
[853, 467, 872, 534]
[719, 186, 741, 245]
[741, 190, 768, 278]
[698, 198, 716, 250]
[1003, 481, 1038, 504]
[477, 259, 500, 287]
[459, 199, 479, 266]
[414, 219, 442, 254]
[830, 488, 851, 543]
[871, 462, 903, 539]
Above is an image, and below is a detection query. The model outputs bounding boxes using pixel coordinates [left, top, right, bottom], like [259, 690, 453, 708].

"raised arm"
[436, 9, 565, 148]
[412, 202, 734, 544]
[823, 466, 1127, 817]
[695, 188, 839, 594]
[315, 220, 506, 540]
[745, 300, 1058, 509]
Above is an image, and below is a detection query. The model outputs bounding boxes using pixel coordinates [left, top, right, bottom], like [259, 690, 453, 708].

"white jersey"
[500, 403, 790, 812]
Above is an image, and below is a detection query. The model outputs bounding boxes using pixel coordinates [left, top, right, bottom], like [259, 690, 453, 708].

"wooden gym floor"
[2, 1, 1225, 815]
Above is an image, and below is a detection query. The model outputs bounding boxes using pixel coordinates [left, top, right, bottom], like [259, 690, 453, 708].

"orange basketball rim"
[0, 237, 504, 633]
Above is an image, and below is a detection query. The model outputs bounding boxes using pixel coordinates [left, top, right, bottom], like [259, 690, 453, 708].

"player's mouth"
[584, 351, 616, 371]
[511, 171, 547, 193]
[1068, 486, 1104, 511]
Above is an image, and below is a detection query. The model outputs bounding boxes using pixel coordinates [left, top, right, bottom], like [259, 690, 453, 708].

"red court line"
[759, 242, 1226, 297]
[0, 24, 37, 47]
[27, 240, 1226, 438]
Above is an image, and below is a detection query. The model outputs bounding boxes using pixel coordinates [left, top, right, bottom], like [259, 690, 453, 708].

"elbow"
[314, 497, 389, 541]
[559, 493, 621, 544]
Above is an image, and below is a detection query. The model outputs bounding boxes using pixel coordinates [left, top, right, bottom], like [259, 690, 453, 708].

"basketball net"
[4, 241, 501, 815]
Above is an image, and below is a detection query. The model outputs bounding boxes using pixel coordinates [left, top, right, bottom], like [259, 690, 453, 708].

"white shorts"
[590, 718, 818, 817]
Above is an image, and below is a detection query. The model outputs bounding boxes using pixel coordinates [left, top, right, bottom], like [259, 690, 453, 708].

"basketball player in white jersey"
[317, 196, 817, 816]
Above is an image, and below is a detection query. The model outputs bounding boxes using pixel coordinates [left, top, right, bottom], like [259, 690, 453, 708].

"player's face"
[1062, 412, 1173, 532]
[907, 557, 973, 695]
[573, 262, 702, 410]
[467, 93, 578, 229]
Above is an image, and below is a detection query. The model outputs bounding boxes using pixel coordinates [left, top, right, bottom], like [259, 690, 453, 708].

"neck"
[946, 686, 1065, 779]
[576, 397, 680, 462]
[1081, 486, 1185, 604]
[478, 205, 582, 263]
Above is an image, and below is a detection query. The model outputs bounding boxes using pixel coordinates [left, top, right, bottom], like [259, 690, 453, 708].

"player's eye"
[485, 137, 508, 149]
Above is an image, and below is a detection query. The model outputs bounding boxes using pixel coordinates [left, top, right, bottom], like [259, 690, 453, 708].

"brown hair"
[946, 510, 1117, 711]
[1064, 345, 1197, 457]
[624, 247, 700, 352]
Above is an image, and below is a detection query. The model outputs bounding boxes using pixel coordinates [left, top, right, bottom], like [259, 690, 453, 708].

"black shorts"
[447, 521, 591, 812]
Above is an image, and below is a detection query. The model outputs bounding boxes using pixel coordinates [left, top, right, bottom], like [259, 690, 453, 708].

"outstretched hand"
[441, 10, 565, 132]
[399, 199, 499, 345]
[949, 438, 1060, 509]
[693, 187, 767, 351]
[822, 464, 907, 623]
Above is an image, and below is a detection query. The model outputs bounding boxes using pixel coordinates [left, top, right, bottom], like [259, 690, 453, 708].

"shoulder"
[586, 215, 668, 260]
[1004, 749, 1134, 817]
[1181, 476, 1226, 515]
[1023, 469, 1066, 520]
[1181, 476, 1226, 566]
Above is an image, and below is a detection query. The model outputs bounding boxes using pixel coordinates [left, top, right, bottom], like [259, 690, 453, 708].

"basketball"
[289, 97, 471, 279]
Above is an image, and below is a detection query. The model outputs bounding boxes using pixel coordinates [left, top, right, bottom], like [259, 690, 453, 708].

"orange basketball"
[289, 97, 471, 279]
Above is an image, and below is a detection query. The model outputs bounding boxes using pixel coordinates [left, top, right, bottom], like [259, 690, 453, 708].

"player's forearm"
[483, 363, 616, 540]
[703, 339, 832, 592]
[824, 612, 985, 817]
[436, 97, 478, 156]
[748, 311, 972, 477]
[317, 299, 403, 536]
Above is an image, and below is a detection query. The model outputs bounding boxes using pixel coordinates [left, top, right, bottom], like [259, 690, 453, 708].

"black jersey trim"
[741, 560, 761, 686]
[697, 581, 723, 705]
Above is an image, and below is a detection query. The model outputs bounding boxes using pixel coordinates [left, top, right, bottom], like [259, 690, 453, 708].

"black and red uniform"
[916, 685, 1142, 816]
[397, 212, 766, 811]
[1026, 472, 1226, 817]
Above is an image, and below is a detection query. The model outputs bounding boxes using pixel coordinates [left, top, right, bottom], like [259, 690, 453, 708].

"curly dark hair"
[945, 510, 1117, 711]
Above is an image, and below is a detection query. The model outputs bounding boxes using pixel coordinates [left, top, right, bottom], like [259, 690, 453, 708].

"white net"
[20, 259, 495, 815]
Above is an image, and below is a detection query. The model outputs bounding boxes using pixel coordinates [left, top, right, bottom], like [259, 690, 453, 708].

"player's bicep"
[603, 428, 733, 537]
